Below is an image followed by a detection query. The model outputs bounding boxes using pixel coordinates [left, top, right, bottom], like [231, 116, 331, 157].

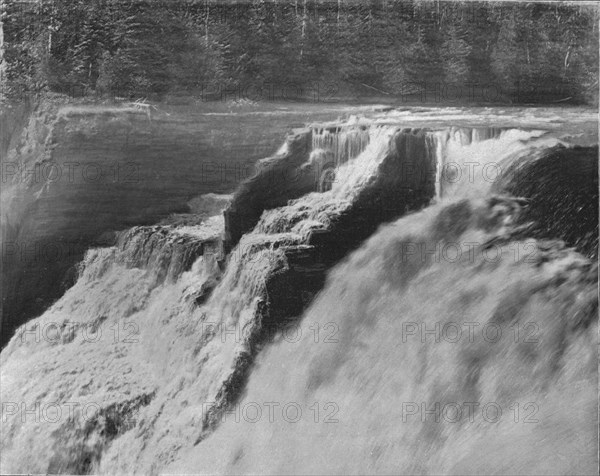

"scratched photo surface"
[0, 1, 598, 474]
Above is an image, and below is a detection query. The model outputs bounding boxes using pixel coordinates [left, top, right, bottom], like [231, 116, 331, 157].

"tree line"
[2, 0, 598, 104]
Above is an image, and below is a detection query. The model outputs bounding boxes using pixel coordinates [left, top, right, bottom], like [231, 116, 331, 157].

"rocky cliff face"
[0, 100, 346, 347]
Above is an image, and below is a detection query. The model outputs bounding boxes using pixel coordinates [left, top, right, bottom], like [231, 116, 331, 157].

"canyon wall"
[0, 100, 345, 347]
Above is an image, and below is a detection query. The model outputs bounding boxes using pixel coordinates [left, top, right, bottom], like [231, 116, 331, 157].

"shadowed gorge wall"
[0, 102, 349, 348]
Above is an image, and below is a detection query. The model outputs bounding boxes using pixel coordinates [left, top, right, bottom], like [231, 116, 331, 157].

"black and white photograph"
[0, 0, 598, 474]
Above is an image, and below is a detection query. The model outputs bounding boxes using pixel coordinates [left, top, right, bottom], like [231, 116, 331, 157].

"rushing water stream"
[1, 112, 597, 475]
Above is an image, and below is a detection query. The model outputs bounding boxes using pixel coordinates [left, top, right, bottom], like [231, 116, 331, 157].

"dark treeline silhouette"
[2, 0, 598, 104]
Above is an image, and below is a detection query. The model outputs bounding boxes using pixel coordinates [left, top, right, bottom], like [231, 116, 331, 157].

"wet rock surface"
[495, 145, 599, 259]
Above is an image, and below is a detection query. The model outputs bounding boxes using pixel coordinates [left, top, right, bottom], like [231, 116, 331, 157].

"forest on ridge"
[1, 0, 599, 105]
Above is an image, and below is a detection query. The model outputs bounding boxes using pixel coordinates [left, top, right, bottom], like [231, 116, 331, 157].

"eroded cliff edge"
[0, 99, 317, 347]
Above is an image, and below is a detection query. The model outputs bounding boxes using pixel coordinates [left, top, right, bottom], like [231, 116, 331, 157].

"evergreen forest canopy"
[2, 0, 599, 105]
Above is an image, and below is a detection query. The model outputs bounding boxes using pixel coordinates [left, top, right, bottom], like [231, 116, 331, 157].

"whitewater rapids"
[0, 120, 597, 475]
[171, 201, 597, 475]
[168, 129, 597, 475]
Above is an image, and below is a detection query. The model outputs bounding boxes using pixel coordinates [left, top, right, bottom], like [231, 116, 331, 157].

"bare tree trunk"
[302, 0, 307, 39]
[0, 2, 5, 94]
[48, 0, 54, 54]
[205, 0, 209, 45]
[563, 46, 572, 78]
[300, 0, 307, 57]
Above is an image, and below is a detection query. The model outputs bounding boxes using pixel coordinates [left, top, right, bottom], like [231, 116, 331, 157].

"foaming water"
[259, 126, 396, 240]
[0, 202, 227, 473]
[1, 118, 596, 475]
[168, 129, 597, 475]
[435, 129, 561, 199]
[172, 200, 597, 475]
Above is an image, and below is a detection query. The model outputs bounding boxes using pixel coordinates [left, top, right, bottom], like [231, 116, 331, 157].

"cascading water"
[311, 124, 371, 167]
[1, 124, 401, 474]
[171, 198, 597, 476]
[0, 200, 228, 473]
[0, 119, 596, 475]
[434, 128, 558, 199]
[99, 124, 409, 472]
[166, 130, 597, 475]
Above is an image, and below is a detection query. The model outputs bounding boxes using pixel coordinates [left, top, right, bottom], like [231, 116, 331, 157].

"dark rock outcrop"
[223, 129, 314, 251]
[47, 392, 155, 475]
[112, 224, 222, 285]
[495, 144, 599, 259]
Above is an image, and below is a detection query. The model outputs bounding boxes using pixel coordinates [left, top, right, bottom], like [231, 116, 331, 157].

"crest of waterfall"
[432, 128, 562, 200]
[311, 125, 371, 167]
[259, 126, 396, 239]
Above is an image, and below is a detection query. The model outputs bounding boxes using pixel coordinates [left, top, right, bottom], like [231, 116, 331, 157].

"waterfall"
[311, 125, 371, 167]
[433, 131, 446, 200]
[0, 203, 228, 474]
[432, 128, 559, 200]
[0, 125, 402, 474]
[172, 196, 597, 476]
[0, 118, 596, 476]
[163, 130, 597, 475]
